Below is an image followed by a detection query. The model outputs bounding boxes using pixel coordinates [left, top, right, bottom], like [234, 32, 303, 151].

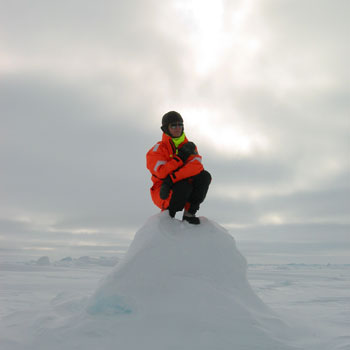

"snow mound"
[84, 212, 298, 349]
[17, 212, 298, 350]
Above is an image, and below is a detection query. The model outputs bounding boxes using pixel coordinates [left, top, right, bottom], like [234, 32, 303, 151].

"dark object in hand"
[177, 142, 196, 162]
[160, 175, 173, 200]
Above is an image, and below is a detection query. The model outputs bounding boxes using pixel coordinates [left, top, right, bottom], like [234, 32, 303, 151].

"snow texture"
[7, 213, 344, 349]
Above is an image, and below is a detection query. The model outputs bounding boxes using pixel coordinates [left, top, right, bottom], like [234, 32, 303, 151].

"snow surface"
[1, 212, 349, 349]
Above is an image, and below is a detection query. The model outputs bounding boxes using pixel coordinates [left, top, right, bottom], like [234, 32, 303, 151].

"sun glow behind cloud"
[174, 0, 225, 75]
[170, 0, 268, 156]
[182, 107, 269, 156]
[174, 0, 262, 76]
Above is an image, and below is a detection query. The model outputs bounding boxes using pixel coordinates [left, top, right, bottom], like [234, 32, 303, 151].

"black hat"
[161, 111, 184, 134]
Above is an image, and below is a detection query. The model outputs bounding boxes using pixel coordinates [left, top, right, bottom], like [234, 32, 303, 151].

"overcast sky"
[1, 0, 349, 261]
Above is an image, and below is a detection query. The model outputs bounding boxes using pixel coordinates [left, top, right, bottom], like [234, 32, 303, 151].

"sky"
[1, 0, 349, 261]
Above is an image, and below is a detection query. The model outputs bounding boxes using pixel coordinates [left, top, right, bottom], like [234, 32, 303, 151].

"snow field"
[1, 212, 349, 349]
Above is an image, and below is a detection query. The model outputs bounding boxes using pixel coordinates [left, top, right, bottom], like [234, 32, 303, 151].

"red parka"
[146, 133, 204, 210]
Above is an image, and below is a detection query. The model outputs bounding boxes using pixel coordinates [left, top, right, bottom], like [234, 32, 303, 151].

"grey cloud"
[0, 0, 190, 101]
[250, 0, 350, 88]
[204, 173, 350, 227]
[205, 157, 293, 187]
[0, 222, 130, 260]
[219, 1, 349, 151]
[203, 151, 349, 226]
[0, 0, 349, 258]
[258, 187, 350, 223]
[0, 218, 131, 245]
[0, 219, 30, 235]
[0, 0, 166, 49]
[232, 222, 350, 244]
[259, 0, 349, 53]
[1, 72, 347, 233]
[1, 74, 156, 230]
[202, 196, 259, 226]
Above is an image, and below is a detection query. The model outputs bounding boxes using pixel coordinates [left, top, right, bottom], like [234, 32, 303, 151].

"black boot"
[168, 209, 176, 218]
[182, 214, 200, 225]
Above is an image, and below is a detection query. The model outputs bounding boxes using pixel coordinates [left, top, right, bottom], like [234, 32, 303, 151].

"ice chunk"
[36, 256, 50, 266]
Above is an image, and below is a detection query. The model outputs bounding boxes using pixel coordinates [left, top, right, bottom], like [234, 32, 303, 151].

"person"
[146, 111, 211, 224]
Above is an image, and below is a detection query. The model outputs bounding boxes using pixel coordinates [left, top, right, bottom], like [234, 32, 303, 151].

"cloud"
[0, 0, 192, 113]
[0, 0, 349, 258]
[258, 187, 350, 225]
[0, 74, 155, 229]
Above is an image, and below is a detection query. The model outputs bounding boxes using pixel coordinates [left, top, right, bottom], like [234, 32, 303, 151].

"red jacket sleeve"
[146, 143, 183, 179]
[169, 154, 204, 183]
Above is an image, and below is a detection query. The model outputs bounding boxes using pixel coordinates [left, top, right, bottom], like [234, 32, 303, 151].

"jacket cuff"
[169, 172, 178, 183]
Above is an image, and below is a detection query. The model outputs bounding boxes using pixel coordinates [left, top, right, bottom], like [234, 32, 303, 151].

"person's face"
[168, 122, 183, 138]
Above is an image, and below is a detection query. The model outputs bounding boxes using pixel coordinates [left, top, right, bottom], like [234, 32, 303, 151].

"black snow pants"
[167, 170, 211, 217]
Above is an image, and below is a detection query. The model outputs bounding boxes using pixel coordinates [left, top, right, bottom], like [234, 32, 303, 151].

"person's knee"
[202, 170, 212, 184]
[195, 170, 211, 186]
[168, 180, 193, 212]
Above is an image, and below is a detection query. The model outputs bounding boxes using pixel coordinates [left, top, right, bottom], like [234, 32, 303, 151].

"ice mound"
[16, 212, 299, 350]
[35, 256, 51, 266]
[83, 212, 297, 349]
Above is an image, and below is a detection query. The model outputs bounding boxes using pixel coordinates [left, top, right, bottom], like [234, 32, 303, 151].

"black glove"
[160, 175, 173, 200]
[177, 142, 196, 162]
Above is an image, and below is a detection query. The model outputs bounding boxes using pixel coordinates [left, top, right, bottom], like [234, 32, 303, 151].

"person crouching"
[146, 111, 211, 224]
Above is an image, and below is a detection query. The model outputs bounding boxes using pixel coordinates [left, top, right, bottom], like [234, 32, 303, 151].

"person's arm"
[168, 154, 203, 183]
[168, 142, 203, 182]
[146, 143, 183, 179]
[157, 143, 204, 200]
[159, 152, 203, 200]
